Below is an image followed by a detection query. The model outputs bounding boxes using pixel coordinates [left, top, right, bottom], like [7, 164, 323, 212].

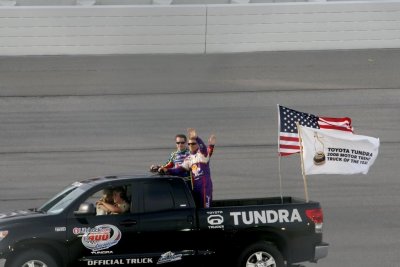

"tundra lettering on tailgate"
[230, 209, 302, 225]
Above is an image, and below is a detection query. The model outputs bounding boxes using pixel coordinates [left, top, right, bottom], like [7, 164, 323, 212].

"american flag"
[278, 105, 353, 156]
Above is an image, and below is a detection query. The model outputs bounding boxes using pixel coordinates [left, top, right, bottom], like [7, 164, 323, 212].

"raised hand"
[208, 134, 216, 145]
[187, 128, 197, 139]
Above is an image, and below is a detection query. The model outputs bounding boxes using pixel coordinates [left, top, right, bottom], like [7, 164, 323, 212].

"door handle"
[120, 219, 137, 227]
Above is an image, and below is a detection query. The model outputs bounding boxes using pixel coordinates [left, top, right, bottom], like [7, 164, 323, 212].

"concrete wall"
[0, 6, 207, 55]
[0, 1, 399, 55]
[2, 0, 309, 5]
[206, 1, 400, 53]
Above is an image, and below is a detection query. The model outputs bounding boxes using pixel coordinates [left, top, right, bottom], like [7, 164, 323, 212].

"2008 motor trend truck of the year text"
[0, 174, 328, 267]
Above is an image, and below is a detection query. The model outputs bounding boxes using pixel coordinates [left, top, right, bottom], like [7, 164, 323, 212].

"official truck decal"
[87, 258, 153, 265]
[230, 209, 302, 225]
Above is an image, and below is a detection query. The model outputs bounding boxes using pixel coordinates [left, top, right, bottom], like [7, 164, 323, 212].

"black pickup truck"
[0, 174, 328, 267]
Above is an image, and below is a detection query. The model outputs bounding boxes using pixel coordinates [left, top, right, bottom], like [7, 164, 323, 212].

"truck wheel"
[237, 242, 284, 267]
[6, 250, 58, 267]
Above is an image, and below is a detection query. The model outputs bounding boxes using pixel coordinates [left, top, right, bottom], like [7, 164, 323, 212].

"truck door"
[136, 179, 198, 264]
[66, 182, 145, 266]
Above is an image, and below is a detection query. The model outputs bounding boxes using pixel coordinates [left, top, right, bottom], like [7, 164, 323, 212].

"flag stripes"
[278, 105, 353, 156]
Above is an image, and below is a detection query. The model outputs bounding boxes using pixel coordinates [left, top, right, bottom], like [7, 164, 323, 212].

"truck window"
[39, 185, 86, 214]
[170, 179, 192, 208]
[83, 184, 132, 215]
[143, 182, 174, 213]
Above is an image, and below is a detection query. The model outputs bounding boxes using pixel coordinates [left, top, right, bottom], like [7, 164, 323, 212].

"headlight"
[0, 230, 8, 241]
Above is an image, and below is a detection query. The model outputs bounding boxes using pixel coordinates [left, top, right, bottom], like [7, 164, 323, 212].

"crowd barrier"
[0, 1, 399, 55]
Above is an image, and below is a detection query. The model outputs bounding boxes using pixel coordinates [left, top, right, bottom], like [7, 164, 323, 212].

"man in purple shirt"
[161, 128, 216, 208]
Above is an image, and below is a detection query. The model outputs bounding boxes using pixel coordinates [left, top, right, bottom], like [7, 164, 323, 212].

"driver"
[96, 187, 129, 214]
[96, 188, 114, 215]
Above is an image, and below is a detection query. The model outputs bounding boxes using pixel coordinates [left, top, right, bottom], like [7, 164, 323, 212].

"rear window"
[143, 181, 175, 213]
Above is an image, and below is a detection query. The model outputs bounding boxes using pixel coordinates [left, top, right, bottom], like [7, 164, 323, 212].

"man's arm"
[165, 166, 187, 176]
[162, 152, 175, 169]
[161, 157, 190, 176]
[208, 134, 216, 157]
[97, 201, 124, 214]
[151, 151, 175, 172]
[196, 136, 208, 156]
[162, 161, 174, 169]
[208, 145, 215, 157]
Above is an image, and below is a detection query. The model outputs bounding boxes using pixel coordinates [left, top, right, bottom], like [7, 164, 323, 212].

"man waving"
[161, 128, 215, 208]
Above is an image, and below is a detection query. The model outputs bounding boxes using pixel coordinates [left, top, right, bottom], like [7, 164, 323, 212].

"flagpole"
[296, 122, 309, 203]
[278, 154, 283, 204]
[277, 104, 283, 204]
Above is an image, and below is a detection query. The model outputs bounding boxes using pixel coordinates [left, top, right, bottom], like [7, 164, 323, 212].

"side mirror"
[74, 202, 96, 216]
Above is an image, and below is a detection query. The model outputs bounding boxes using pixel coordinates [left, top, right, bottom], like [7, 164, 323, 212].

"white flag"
[298, 125, 379, 175]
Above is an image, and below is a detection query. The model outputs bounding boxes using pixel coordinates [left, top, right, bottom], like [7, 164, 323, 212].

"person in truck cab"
[161, 128, 216, 208]
[96, 187, 130, 214]
[95, 188, 114, 215]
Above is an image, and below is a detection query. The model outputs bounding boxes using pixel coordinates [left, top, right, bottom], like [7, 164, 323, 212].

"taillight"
[306, 208, 323, 223]
[306, 208, 323, 233]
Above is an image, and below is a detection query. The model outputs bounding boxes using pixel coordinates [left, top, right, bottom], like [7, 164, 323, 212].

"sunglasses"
[188, 142, 197, 146]
[176, 142, 186, 144]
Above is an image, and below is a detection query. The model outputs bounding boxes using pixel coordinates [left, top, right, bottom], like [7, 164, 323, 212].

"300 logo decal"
[74, 224, 122, 252]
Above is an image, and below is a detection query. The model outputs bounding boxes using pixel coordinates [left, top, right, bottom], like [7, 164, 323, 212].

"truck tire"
[237, 241, 284, 267]
[6, 250, 58, 267]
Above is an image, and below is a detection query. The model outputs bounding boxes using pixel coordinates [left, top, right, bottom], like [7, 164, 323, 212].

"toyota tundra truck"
[0, 174, 328, 267]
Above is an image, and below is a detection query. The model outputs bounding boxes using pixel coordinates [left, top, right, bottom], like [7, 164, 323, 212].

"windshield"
[38, 182, 86, 214]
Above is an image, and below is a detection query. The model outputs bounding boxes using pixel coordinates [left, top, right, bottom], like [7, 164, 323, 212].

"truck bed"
[212, 196, 311, 207]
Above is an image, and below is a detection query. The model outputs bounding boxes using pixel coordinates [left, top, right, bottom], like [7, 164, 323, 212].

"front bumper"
[312, 242, 329, 262]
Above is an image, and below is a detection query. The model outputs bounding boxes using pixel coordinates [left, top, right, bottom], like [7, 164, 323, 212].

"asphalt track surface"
[0, 49, 399, 267]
